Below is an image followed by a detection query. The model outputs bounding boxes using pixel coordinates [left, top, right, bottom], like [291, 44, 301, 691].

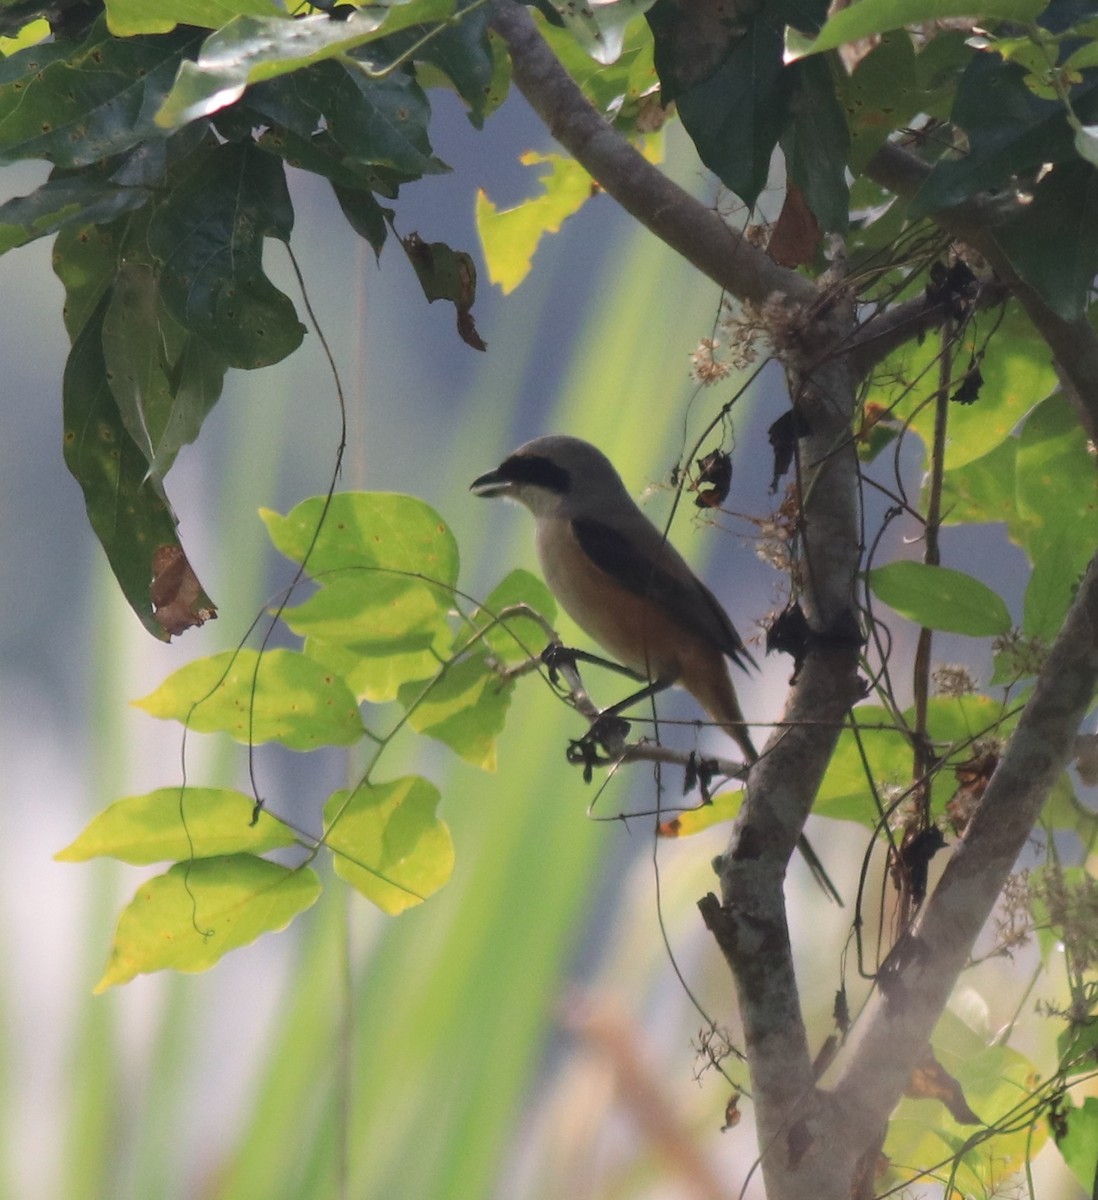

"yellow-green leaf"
[476, 152, 594, 294]
[95, 856, 320, 990]
[134, 648, 365, 749]
[657, 789, 743, 837]
[467, 567, 557, 663]
[325, 777, 454, 914]
[55, 787, 297, 864]
[398, 651, 512, 770]
[261, 491, 458, 588]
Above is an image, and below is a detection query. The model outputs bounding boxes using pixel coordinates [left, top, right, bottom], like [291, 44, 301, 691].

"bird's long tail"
[701, 662, 844, 906]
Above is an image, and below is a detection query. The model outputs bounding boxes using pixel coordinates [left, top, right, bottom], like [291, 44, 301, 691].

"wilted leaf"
[401, 232, 486, 350]
[150, 545, 217, 635]
[325, 776, 454, 913]
[95, 856, 320, 990]
[63, 293, 214, 640]
[768, 181, 821, 267]
[56, 787, 296, 864]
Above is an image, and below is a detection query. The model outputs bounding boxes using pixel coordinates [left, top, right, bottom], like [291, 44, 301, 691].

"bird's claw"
[566, 713, 632, 782]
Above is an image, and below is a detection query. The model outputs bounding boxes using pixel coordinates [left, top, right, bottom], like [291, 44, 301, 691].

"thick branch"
[866, 142, 1098, 440]
[490, 0, 817, 308]
[707, 319, 865, 1199]
[830, 548, 1098, 1138]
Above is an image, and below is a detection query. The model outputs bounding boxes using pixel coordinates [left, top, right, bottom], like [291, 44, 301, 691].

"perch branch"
[490, 0, 817, 308]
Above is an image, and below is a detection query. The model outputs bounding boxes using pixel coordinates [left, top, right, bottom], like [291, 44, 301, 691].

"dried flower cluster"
[932, 663, 978, 696]
[1034, 866, 1098, 973]
[992, 630, 1048, 681]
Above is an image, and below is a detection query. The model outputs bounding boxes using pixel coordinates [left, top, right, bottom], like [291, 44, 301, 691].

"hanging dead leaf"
[150, 545, 217, 637]
[402, 232, 487, 351]
[905, 1050, 982, 1125]
[768, 182, 821, 268]
[692, 448, 733, 508]
[946, 749, 998, 835]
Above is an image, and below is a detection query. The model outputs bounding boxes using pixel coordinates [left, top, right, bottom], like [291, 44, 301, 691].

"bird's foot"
[566, 713, 632, 782]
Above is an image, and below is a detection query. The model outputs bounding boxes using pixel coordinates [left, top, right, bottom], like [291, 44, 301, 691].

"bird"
[471, 434, 841, 904]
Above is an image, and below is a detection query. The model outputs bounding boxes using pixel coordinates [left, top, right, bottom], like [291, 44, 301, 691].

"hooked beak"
[470, 468, 510, 498]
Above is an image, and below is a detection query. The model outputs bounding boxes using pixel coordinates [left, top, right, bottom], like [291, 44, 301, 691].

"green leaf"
[468, 567, 558, 663]
[1023, 521, 1092, 640]
[105, 0, 281, 36]
[306, 634, 443, 703]
[995, 161, 1098, 320]
[1042, 772, 1098, 846]
[62, 292, 217, 640]
[879, 302, 1055, 470]
[886, 1007, 1047, 1196]
[147, 140, 304, 369]
[1015, 393, 1098, 556]
[56, 787, 297, 864]
[815, 697, 1009, 822]
[134, 648, 366, 748]
[815, 705, 910, 823]
[397, 651, 512, 769]
[536, 12, 658, 133]
[245, 60, 447, 180]
[912, 51, 1098, 216]
[672, 15, 792, 207]
[543, 0, 655, 65]
[261, 491, 459, 587]
[782, 56, 849, 232]
[95, 856, 321, 990]
[476, 151, 594, 294]
[868, 561, 1012, 636]
[381, 0, 497, 127]
[332, 183, 392, 258]
[797, 0, 1045, 57]
[281, 574, 451, 648]
[154, 2, 454, 128]
[324, 777, 454, 914]
[0, 171, 149, 254]
[1058, 1097, 1098, 1196]
[101, 259, 227, 479]
[0, 19, 202, 168]
[54, 218, 124, 341]
[838, 31, 919, 171]
[939, 435, 1026, 539]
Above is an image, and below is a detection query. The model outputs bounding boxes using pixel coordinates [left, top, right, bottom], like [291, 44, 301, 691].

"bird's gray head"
[470, 435, 627, 517]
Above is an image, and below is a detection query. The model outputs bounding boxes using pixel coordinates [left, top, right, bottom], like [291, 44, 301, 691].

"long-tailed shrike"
[472, 435, 840, 903]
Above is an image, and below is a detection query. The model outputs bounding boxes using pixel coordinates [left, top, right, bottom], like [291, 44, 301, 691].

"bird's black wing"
[572, 516, 757, 672]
